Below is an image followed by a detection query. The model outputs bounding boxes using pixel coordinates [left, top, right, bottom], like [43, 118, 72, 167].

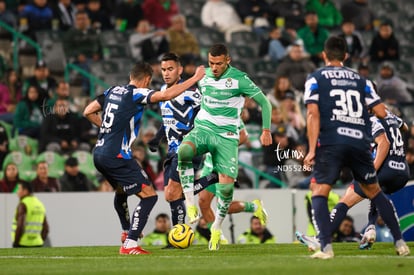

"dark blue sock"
[193, 172, 218, 195]
[170, 199, 186, 225]
[114, 193, 130, 231]
[368, 201, 378, 226]
[371, 192, 402, 242]
[128, 195, 158, 241]
[330, 202, 349, 232]
[312, 196, 331, 250]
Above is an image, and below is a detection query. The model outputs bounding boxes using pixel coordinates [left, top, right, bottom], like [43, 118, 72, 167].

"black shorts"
[93, 153, 150, 195]
[313, 144, 377, 185]
[163, 152, 203, 186]
[353, 160, 410, 198]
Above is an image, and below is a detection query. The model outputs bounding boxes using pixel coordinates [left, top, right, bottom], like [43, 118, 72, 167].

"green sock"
[212, 183, 234, 230]
[178, 160, 195, 205]
[244, 202, 255, 213]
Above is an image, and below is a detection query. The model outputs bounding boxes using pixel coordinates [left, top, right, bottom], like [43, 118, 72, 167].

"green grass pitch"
[1, 243, 413, 274]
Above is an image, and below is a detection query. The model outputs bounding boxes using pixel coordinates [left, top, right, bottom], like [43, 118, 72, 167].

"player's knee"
[164, 181, 182, 202]
[178, 143, 195, 162]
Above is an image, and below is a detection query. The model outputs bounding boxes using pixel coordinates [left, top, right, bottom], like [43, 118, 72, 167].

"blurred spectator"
[141, 213, 171, 246]
[201, 0, 251, 43]
[19, 0, 53, 39]
[60, 156, 94, 191]
[237, 216, 276, 244]
[305, 0, 342, 29]
[131, 138, 157, 183]
[275, 44, 316, 92]
[338, 21, 365, 67]
[40, 99, 87, 153]
[406, 147, 414, 180]
[357, 62, 371, 79]
[0, 69, 23, 123]
[269, 0, 305, 30]
[46, 81, 78, 113]
[148, 58, 164, 91]
[78, 113, 98, 149]
[283, 142, 311, 189]
[267, 27, 287, 62]
[369, 22, 399, 63]
[180, 54, 198, 80]
[114, 0, 144, 31]
[267, 75, 296, 108]
[139, 126, 163, 174]
[51, 0, 76, 31]
[142, 0, 179, 30]
[63, 10, 101, 93]
[128, 19, 169, 62]
[235, 0, 270, 24]
[31, 161, 60, 192]
[23, 60, 57, 106]
[96, 176, 113, 192]
[85, 0, 112, 31]
[167, 14, 200, 57]
[340, 0, 375, 31]
[13, 85, 43, 138]
[270, 107, 299, 141]
[73, 0, 86, 11]
[0, 163, 27, 193]
[0, 123, 9, 167]
[332, 215, 361, 242]
[375, 62, 412, 105]
[279, 90, 305, 134]
[297, 11, 330, 66]
[0, 0, 17, 29]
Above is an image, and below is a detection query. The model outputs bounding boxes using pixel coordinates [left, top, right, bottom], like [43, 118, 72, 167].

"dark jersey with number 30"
[304, 66, 382, 150]
[94, 85, 155, 159]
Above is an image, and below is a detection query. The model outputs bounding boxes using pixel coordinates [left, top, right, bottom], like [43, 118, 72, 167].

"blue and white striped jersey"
[159, 81, 201, 153]
[304, 66, 382, 149]
[94, 85, 154, 159]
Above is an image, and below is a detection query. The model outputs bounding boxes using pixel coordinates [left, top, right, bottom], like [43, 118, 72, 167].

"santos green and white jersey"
[195, 66, 262, 138]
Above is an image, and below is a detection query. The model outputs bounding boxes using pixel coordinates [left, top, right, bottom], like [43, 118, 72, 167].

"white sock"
[184, 191, 195, 207]
[124, 238, 137, 248]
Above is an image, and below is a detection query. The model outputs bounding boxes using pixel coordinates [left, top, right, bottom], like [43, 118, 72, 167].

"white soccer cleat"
[395, 240, 410, 256]
[359, 225, 376, 250]
[310, 244, 334, 260]
[296, 231, 321, 252]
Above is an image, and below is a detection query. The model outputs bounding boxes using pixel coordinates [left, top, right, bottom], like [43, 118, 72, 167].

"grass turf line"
[0, 243, 413, 275]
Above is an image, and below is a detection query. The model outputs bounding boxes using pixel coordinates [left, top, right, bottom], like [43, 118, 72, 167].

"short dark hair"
[209, 43, 228, 57]
[19, 181, 33, 194]
[161, 52, 181, 65]
[156, 213, 170, 220]
[130, 62, 153, 81]
[324, 36, 347, 62]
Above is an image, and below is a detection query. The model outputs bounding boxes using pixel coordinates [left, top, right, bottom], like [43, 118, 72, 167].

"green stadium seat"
[71, 150, 97, 182]
[35, 151, 66, 178]
[8, 135, 39, 157]
[2, 151, 34, 173]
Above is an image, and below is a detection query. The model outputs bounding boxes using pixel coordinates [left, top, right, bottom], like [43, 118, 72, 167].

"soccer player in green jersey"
[178, 43, 273, 250]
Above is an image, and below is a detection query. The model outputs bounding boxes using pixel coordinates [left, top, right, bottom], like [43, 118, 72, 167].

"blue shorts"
[313, 145, 377, 185]
[93, 153, 150, 195]
[353, 160, 410, 198]
[163, 152, 203, 186]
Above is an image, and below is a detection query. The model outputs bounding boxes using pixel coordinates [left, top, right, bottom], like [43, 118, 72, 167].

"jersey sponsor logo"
[364, 171, 377, 180]
[109, 94, 121, 101]
[331, 79, 357, 87]
[388, 160, 406, 170]
[321, 70, 361, 80]
[337, 127, 363, 139]
[331, 114, 365, 125]
[161, 108, 173, 115]
[163, 118, 176, 125]
[111, 86, 129, 95]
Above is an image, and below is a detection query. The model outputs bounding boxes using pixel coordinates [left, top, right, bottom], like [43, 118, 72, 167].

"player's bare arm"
[373, 132, 390, 171]
[150, 65, 205, 103]
[371, 102, 387, 119]
[83, 100, 102, 127]
[304, 103, 320, 168]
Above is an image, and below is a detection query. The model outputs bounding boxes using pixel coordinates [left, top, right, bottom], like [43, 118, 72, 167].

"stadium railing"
[0, 21, 42, 71]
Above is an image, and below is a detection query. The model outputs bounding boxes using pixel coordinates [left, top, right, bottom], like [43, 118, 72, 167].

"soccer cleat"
[395, 240, 410, 256]
[296, 231, 321, 252]
[253, 199, 268, 226]
[121, 231, 128, 244]
[220, 233, 229, 245]
[310, 244, 334, 259]
[209, 228, 221, 251]
[119, 246, 151, 255]
[359, 225, 376, 250]
[187, 205, 200, 224]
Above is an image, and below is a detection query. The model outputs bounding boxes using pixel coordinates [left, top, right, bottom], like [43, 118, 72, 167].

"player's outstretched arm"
[83, 99, 102, 127]
[304, 103, 320, 168]
[150, 65, 205, 103]
[373, 132, 390, 171]
[251, 92, 272, 146]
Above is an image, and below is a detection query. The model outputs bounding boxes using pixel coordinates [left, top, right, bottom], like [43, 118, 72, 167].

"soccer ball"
[168, 224, 195, 249]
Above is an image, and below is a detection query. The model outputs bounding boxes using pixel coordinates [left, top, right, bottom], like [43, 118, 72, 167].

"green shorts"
[183, 126, 239, 179]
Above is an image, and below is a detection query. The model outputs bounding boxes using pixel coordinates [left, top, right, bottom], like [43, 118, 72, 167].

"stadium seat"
[8, 135, 39, 157]
[185, 14, 203, 29]
[0, 121, 17, 141]
[196, 28, 225, 47]
[253, 75, 276, 92]
[35, 151, 66, 178]
[99, 30, 129, 46]
[229, 45, 256, 59]
[103, 44, 130, 59]
[230, 60, 250, 74]
[179, 2, 203, 16]
[252, 60, 278, 76]
[391, 60, 413, 75]
[230, 31, 259, 46]
[2, 151, 34, 173]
